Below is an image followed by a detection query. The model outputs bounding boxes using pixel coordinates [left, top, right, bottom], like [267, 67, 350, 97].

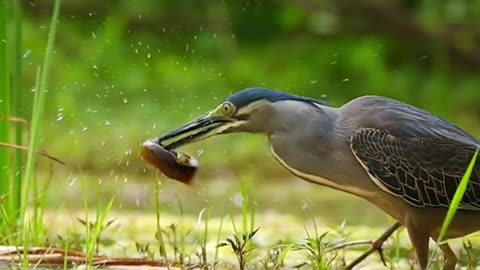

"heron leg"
[407, 226, 429, 270]
[345, 222, 402, 269]
[438, 243, 457, 270]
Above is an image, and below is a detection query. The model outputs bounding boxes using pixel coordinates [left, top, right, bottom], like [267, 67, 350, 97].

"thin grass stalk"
[249, 193, 255, 234]
[9, 0, 23, 219]
[213, 217, 225, 270]
[155, 181, 167, 257]
[230, 214, 238, 236]
[201, 208, 209, 266]
[240, 179, 248, 234]
[177, 197, 186, 263]
[21, 0, 61, 223]
[21, 66, 40, 228]
[63, 237, 70, 270]
[20, 219, 30, 270]
[438, 149, 479, 243]
[0, 0, 12, 226]
[81, 177, 90, 263]
[31, 161, 54, 245]
[0, 203, 14, 244]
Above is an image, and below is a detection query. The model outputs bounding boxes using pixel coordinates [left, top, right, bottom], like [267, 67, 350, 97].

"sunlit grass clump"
[0, 0, 61, 248]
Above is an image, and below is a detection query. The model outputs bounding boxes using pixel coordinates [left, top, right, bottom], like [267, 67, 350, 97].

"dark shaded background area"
[21, 0, 480, 179]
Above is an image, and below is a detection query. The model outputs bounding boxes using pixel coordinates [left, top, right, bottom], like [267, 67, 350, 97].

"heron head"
[158, 88, 326, 149]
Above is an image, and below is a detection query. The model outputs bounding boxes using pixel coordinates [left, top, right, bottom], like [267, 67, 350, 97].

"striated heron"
[157, 88, 480, 270]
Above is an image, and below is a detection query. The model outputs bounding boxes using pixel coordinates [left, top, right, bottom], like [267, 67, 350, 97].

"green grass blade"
[176, 197, 185, 262]
[201, 207, 209, 265]
[87, 196, 115, 263]
[213, 216, 226, 270]
[9, 0, 23, 219]
[154, 181, 167, 257]
[240, 179, 248, 234]
[21, 67, 40, 221]
[81, 177, 90, 259]
[438, 149, 479, 243]
[21, 0, 61, 217]
[0, 0, 11, 219]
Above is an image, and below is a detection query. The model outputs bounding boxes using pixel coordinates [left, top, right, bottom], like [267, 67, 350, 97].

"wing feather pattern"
[350, 128, 480, 209]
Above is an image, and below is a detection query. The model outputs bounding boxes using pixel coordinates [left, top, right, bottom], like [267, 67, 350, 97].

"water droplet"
[23, 50, 32, 58]
[93, 64, 98, 69]
[104, 120, 111, 126]
[81, 126, 88, 132]
[310, 80, 317, 84]
[231, 193, 243, 208]
[147, 53, 151, 59]
[123, 98, 128, 104]
[69, 177, 77, 186]
[342, 78, 350, 82]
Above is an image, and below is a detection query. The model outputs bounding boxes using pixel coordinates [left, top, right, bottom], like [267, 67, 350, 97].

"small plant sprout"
[217, 227, 260, 270]
[461, 239, 479, 269]
[79, 192, 116, 266]
[294, 229, 336, 270]
[77, 217, 116, 255]
[163, 223, 191, 264]
[135, 242, 155, 259]
[260, 241, 295, 270]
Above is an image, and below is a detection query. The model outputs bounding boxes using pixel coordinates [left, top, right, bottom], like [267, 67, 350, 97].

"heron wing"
[350, 128, 480, 209]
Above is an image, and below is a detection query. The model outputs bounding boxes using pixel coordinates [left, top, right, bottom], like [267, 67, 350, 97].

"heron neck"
[267, 104, 381, 198]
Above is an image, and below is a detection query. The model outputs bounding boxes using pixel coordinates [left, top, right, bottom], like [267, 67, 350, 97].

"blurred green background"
[19, 0, 480, 221]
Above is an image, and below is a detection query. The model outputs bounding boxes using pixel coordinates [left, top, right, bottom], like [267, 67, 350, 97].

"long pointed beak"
[156, 114, 231, 150]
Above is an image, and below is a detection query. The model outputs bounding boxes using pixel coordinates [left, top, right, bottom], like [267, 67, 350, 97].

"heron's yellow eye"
[221, 102, 235, 117]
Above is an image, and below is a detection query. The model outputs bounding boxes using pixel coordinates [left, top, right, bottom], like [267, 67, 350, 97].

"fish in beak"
[141, 111, 234, 184]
